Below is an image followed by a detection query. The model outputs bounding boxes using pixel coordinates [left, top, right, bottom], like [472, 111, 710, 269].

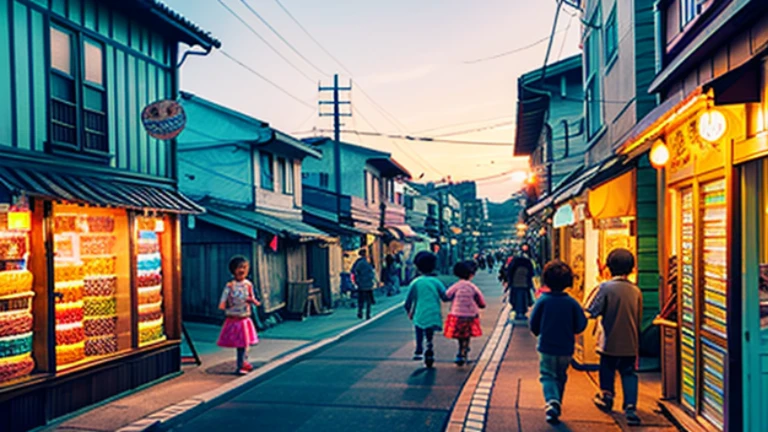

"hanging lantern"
[7, 194, 30, 231]
[650, 139, 670, 169]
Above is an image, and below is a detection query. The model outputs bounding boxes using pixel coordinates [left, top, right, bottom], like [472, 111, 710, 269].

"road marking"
[445, 303, 512, 432]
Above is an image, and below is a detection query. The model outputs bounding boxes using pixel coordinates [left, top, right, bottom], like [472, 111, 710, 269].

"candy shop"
[0, 163, 200, 430]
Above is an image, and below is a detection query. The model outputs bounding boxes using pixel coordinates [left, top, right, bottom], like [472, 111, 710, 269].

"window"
[428, 204, 437, 217]
[282, 158, 294, 195]
[260, 152, 274, 191]
[584, 10, 604, 139]
[49, 26, 108, 154]
[604, 6, 618, 64]
[681, 0, 701, 27]
[404, 195, 414, 210]
[319, 173, 330, 189]
[364, 171, 370, 203]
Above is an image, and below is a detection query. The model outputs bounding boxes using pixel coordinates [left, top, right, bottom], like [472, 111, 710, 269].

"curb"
[116, 300, 406, 432]
[445, 304, 512, 432]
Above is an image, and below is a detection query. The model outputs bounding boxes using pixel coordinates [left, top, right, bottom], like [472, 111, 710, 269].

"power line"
[218, 50, 315, 110]
[462, 30, 566, 65]
[217, 0, 315, 84]
[305, 129, 512, 146]
[241, 0, 330, 78]
[557, 14, 575, 61]
[431, 120, 516, 138]
[414, 115, 515, 135]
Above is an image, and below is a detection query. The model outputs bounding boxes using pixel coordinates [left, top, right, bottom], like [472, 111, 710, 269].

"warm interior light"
[698, 109, 727, 142]
[154, 219, 165, 233]
[650, 139, 670, 169]
[7, 210, 31, 231]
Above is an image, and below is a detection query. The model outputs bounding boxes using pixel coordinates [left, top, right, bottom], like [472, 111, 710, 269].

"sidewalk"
[485, 323, 679, 432]
[43, 288, 413, 432]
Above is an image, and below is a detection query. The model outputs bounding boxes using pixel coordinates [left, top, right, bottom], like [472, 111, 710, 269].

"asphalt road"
[171, 270, 506, 432]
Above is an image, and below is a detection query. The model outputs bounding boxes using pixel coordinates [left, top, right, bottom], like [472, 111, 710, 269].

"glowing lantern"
[7, 209, 30, 231]
[650, 139, 670, 169]
[698, 109, 727, 142]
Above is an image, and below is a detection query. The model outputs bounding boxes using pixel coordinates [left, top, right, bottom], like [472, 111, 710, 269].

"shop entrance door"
[741, 161, 768, 430]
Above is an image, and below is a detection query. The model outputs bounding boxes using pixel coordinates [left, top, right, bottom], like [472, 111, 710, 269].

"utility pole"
[319, 74, 352, 216]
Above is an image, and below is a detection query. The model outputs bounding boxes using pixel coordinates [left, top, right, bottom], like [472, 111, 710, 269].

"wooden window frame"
[48, 22, 110, 158]
[260, 151, 274, 191]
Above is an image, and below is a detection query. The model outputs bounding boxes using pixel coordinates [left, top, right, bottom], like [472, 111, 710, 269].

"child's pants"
[599, 354, 639, 408]
[414, 327, 434, 354]
[357, 290, 373, 319]
[539, 353, 572, 403]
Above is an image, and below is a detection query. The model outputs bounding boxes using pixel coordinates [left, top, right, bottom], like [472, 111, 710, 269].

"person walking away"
[444, 261, 486, 365]
[352, 249, 377, 320]
[506, 248, 536, 320]
[486, 254, 495, 273]
[477, 254, 487, 271]
[586, 248, 643, 426]
[529, 260, 587, 423]
[382, 254, 401, 296]
[404, 251, 448, 368]
[217, 256, 261, 375]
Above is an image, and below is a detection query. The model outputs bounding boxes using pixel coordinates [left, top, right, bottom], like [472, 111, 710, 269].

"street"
[170, 271, 505, 432]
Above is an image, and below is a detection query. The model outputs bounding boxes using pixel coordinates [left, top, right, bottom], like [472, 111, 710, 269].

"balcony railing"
[302, 185, 352, 222]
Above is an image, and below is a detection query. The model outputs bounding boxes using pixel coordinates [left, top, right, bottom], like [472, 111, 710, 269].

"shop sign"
[553, 204, 575, 228]
[141, 100, 186, 140]
[698, 110, 727, 142]
[668, 112, 725, 177]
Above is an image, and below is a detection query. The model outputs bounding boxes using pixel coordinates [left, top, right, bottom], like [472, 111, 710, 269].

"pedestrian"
[486, 254, 495, 273]
[217, 255, 261, 375]
[382, 254, 401, 296]
[444, 261, 486, 366]
[505, 246, 536, 320]
[352, 248, 377, 320]
[404, 251, 448, 368]
[586, 248, 643, 426]
[477, 254, 487, 271]
[529, 260, 588, 424]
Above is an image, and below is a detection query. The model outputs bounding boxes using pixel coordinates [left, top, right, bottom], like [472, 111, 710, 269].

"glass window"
[136, 216, 167, 347]
[276, 157, 285, 193]
[604, 6, 618, 63]
[53, 205, 131, 370]
[681, 0, 699, 27]
[83, 40, 103, 85]
[260, 152, 274, 191]
[584, 10, 604, 139]
[51, 27, 72, 75]
[283, 159, 294, 195]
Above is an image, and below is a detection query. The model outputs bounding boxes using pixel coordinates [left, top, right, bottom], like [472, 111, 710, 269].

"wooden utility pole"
[319, 75, 352, 216]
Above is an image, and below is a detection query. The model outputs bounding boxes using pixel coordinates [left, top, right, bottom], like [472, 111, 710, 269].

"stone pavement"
[476, 323, 680, 432]
[42, 286, 419, 432]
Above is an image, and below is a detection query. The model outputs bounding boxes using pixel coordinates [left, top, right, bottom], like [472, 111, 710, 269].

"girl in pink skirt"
[444, 261, 486, 366]
[218, 256, 260, 375]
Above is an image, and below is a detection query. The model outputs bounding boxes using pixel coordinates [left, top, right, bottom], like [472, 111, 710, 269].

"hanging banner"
[141, 100, 186, 140]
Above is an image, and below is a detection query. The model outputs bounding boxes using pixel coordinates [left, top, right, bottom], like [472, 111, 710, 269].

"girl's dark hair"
[414, 251, 437, 274]
[228, 255, 249, 275]
[541, 260, 573, 292]
[453, 261, 477, 280]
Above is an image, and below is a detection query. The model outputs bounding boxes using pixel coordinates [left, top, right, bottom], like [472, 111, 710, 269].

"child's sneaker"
[241, 362, 254, 372]
[235, 368, 249, 376]
[454, 355, 465, 366]
[545, 401, 561, 424]
[424, 348, 434, 368]
[625, 406, 641, 426]
[593, 392, 614, 412]
[413, 351, 423, 361]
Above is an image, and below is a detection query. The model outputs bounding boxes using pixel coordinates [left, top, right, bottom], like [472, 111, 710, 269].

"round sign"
[141, 100, 186, 140]
[698, 110, 727, 142]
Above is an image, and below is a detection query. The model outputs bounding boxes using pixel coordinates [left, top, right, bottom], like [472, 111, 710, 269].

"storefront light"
[650, 139, 670, 169]
[7, 210, 31, 231]
[154, 219, 165, 233]
[698, 109, 727, 142]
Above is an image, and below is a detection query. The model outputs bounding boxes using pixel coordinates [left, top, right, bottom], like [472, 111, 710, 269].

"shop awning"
[202, 204, 333, 242]
[588, 170, 636, 220]
[0, 166, 203, 213]
[383, 224, 420, 241]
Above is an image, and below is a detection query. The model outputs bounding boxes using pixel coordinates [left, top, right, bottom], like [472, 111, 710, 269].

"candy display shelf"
[137, 228, 164, 347]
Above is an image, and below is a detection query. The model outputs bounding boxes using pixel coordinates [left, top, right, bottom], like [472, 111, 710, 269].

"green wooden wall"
[636, 154, 660, 331]
[0, 0, 174, 179]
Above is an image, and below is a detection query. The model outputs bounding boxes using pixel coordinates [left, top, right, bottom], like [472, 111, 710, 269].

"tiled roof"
[142, 0, 221, 48]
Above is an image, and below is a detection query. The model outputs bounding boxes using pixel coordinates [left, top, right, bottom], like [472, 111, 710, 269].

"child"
[444, 261, 486, 366]
[586, 248, 643, 426]
[404, 251, 448, 368]
[217, 255, 261, 375]
[529, 260, 588, 424]
[352, 249, 377, 320]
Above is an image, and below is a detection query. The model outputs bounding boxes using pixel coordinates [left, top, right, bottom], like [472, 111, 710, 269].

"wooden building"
[0, 1, 218, 430]
[177, 93, 332, 324]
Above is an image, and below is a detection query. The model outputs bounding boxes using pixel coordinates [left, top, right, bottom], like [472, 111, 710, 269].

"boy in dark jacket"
[529, 260, 588, 424]
[352, 249, 377, 320]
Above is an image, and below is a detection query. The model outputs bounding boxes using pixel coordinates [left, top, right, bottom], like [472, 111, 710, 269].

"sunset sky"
[165, 0, 582, 202]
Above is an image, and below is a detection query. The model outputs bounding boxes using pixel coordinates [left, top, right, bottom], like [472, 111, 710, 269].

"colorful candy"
[0, 270, 33, 297]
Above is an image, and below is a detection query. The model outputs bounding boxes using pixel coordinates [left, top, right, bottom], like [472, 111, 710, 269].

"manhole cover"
[205, 360, 267, 375]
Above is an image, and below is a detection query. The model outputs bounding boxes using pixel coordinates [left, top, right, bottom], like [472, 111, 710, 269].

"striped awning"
[0, 166, 204, 214]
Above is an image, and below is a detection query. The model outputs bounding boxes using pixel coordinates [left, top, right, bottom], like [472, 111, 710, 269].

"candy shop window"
[0, 203, 36, 384]
[135, 216, 168, 347]
[53, 205, 131, 370]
